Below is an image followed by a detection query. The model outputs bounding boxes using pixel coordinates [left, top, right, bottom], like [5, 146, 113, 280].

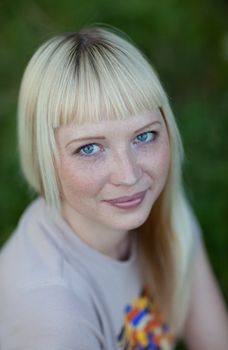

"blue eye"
[135, 131, 155, 143]
[79, 143, 100, 156]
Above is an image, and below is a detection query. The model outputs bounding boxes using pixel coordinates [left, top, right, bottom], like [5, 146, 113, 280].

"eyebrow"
[65, 121, 161, 147]
[134, 121, 161, 134]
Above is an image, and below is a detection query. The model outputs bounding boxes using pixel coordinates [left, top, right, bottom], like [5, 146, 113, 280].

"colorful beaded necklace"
[118, 288, 174, 350]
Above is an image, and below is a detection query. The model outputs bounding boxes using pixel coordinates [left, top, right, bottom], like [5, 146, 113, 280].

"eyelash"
[74, 131, 158, 158]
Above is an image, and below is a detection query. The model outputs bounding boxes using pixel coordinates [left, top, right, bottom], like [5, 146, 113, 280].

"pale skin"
[55, 110, 170, 260]
[55, 109, 228, 348]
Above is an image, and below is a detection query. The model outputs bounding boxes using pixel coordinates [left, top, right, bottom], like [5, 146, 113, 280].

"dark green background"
[0, 1, 227, 348]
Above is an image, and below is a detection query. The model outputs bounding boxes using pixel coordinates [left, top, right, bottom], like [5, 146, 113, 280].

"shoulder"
[183, 231, 228, 349]
[0, 200, 105, 349]
[0, 198, 65, 300]
[0, 284, 104, 350]
[0, 198, 87, 306]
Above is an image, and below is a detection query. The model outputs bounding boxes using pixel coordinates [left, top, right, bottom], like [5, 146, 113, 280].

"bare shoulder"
[183, 236, 228, 350]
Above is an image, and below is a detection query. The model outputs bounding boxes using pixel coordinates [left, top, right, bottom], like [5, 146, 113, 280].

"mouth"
[105, 190, 147, 203]
[103, 190, 148, 209]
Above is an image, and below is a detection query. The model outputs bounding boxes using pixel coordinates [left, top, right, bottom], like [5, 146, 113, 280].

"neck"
[61, 204, 131, 261]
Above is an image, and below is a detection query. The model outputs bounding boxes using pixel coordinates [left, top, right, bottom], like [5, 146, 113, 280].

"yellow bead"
[137, 331, 148, 346]
[138, 297, 148, 309]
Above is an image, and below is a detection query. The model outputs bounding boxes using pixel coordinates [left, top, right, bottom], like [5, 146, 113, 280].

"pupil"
[138, 132, 147, 141]
[84, 145, 93, 153]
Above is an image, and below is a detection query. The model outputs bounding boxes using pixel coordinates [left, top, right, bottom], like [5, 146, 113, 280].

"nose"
[109, 149, 142, 186]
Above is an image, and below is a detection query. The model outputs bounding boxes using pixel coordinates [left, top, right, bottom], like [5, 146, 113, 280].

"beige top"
[0, 198, 146, 349]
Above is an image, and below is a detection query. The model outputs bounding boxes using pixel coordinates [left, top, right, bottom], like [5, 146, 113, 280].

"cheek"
[59, 160, 105, 198]
[141, 141, 171, 179]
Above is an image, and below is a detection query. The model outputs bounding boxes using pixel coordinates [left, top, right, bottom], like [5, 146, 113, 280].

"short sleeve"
[0, 285, 104, 350]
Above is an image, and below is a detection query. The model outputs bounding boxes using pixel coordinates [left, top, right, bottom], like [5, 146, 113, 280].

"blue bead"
[125, 304, 132, 313]
[132, 308, 148, 326]
[147, 340, 158, 350]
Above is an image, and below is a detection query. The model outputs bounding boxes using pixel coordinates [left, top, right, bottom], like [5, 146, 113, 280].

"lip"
[105, 190, 147, 204]
[103, 190, 147, 209]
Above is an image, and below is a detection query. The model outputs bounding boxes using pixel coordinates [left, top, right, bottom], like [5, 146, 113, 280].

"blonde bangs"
[44, 33, 166, 128]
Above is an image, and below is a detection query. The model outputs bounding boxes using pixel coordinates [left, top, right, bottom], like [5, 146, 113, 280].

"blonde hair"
[18, 26, 196, 334]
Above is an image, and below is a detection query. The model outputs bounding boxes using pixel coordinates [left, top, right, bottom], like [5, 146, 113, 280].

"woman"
[0, 26, 227, 350]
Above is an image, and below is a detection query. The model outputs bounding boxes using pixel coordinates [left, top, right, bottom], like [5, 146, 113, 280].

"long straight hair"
[18, 26, 196, 334]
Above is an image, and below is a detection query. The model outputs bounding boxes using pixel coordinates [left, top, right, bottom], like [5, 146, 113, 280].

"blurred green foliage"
[0, 1, 227, 348]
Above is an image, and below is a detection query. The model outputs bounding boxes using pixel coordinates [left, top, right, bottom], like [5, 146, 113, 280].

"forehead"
[55, 109, 163, 141]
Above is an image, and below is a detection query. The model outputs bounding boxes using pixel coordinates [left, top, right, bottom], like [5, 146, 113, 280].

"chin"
[111, 210, 152, 232]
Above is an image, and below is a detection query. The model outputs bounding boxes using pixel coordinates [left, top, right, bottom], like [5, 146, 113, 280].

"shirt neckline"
[42, 198, 138, 270]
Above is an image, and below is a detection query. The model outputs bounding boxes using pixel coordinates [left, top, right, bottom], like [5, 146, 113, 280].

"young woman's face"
[55, 109, 170, 236]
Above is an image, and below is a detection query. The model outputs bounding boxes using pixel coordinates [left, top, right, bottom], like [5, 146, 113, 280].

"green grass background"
[0, 1, 227, 348]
